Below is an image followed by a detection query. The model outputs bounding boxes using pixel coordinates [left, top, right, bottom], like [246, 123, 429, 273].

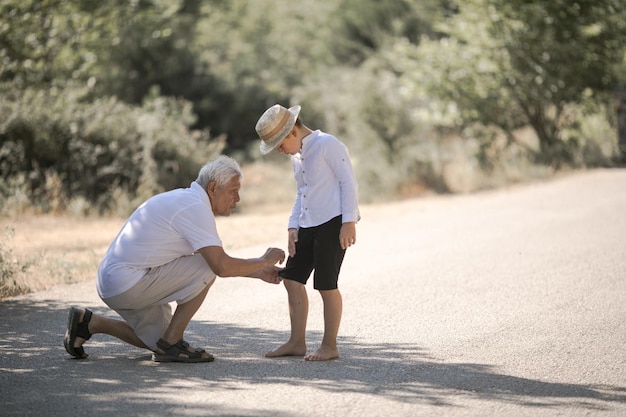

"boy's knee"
[284, 279, 305, 291]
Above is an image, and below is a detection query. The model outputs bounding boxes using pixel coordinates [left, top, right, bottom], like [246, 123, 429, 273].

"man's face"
[208, 175, 241, 216]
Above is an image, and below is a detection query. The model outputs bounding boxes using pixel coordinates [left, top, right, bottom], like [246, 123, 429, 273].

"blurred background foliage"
[1, 0, 625, 216]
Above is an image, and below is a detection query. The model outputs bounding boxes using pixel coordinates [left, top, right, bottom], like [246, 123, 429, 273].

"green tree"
[394, 0, 626, 166]
[0, 0, 88, 88]
[83, 0, 203, 104]
[333, 0, 455, 65]
[0, 0, 223, 214]
[0, 0, 202, 100]
[493, 0, 626, 163]
[189, 0, 341, 151]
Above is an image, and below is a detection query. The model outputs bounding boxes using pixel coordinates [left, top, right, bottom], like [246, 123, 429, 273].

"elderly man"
[64, 155, 285, 363]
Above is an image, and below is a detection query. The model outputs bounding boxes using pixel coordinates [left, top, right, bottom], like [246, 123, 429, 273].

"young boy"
[255, 104, 360, 361]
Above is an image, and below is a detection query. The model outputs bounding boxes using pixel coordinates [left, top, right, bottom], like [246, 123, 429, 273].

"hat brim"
[259, 105, 301, 155]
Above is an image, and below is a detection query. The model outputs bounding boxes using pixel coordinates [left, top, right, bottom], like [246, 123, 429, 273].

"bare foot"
[304, 345, 339, 361]
[265, 341, 307, 358]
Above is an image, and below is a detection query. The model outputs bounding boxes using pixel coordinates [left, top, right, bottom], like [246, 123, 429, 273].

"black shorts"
[278, 215, 346, 290]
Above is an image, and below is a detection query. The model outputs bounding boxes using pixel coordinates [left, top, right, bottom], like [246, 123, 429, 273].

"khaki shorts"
[101, 253, 215, 351]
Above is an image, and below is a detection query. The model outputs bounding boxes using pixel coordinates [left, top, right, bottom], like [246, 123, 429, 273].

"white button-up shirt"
[288, 130, 360, 229]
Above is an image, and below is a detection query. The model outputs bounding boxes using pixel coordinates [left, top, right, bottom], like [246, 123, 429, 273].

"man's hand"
[262, 247, 285, 266]
[252, 265, 283, 284]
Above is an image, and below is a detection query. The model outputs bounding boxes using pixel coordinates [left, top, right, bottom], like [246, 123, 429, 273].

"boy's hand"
[288, 228, 298, 257]
[339, 222, 357, 250]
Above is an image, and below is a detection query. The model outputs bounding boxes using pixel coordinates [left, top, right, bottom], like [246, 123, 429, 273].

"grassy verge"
[0, 207, 291, 301]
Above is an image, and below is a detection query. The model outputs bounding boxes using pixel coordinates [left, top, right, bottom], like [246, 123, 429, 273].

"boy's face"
[276, 129, 300, 155]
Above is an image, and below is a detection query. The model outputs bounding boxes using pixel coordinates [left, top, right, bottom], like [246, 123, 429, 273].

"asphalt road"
[1, 169, 625, 417]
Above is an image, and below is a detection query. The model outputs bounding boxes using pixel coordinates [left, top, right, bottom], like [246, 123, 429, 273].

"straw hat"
[256, 104, 301, 155]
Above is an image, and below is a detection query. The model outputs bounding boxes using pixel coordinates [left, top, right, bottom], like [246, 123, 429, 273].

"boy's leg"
[305, 288, 342, 361]
[304, 216, 344, 361]
[265, 279, 308, 357]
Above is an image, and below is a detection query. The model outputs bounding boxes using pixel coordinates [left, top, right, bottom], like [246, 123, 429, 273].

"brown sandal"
[64, 308, 92, 359]
[152, 338, 214, 363]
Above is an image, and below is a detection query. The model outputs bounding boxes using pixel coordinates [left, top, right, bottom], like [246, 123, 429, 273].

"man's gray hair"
[196, 155, 243, 188]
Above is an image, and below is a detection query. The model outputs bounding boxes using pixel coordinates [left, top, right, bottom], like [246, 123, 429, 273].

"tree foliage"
[0, 0, 624, 214]
[394, 0, 626, 166]
[0, 83, 224, 214]
[493, 0, 626, 161]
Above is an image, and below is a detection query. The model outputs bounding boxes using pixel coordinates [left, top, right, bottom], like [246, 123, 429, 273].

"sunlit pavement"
[1, 169, 625, 417]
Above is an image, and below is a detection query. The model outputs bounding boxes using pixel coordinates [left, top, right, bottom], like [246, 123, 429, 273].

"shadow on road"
[1, 299, 625, 416]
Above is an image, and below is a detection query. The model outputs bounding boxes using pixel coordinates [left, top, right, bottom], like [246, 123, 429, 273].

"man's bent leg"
[88, 313, 149, 348]
[102, 253, 215, 353]
[69, 309, 150, 358]
[158, 279, 214, 358]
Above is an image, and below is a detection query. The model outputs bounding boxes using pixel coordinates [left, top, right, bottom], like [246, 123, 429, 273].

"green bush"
[0, 83, 225, 215]
[0, 226, 28, 299]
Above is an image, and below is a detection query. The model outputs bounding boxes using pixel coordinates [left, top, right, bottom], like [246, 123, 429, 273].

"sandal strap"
[156, 338, 206, 358]
[83, 309, 93, 323]
[76, 309, 93, 340]
[176, 340, 206, 354]
[73, 345, 85, 357]
[157, 338, 173, 351]
[179, 340, 206, 353]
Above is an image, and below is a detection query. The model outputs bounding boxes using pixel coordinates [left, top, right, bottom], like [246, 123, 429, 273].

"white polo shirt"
[97, 181, 222, 298]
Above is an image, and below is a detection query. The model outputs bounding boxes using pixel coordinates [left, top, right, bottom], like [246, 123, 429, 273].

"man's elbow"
[200, 250, 232, 277]
[210, 264, 230, 277]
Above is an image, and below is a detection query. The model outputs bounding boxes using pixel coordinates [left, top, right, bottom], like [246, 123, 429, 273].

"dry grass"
[0, 160, 298, 300]
[0, 207, 292, 300]
[0, 215, 123, 298]
[0, 154, 565, 300]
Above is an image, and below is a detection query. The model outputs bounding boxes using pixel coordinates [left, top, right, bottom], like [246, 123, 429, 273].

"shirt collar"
[301, 129, 321, 153]
[191, 181, 211, 207]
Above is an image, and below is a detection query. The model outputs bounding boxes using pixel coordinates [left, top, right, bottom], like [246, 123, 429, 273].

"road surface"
[1, 169, 625, 416]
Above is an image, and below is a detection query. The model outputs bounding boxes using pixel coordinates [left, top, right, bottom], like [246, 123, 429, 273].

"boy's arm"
[288, 157, 302, 229]
[288, 189, 302, 229]
[339, 221, 357, 249]
[327, 140, 360, 224]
